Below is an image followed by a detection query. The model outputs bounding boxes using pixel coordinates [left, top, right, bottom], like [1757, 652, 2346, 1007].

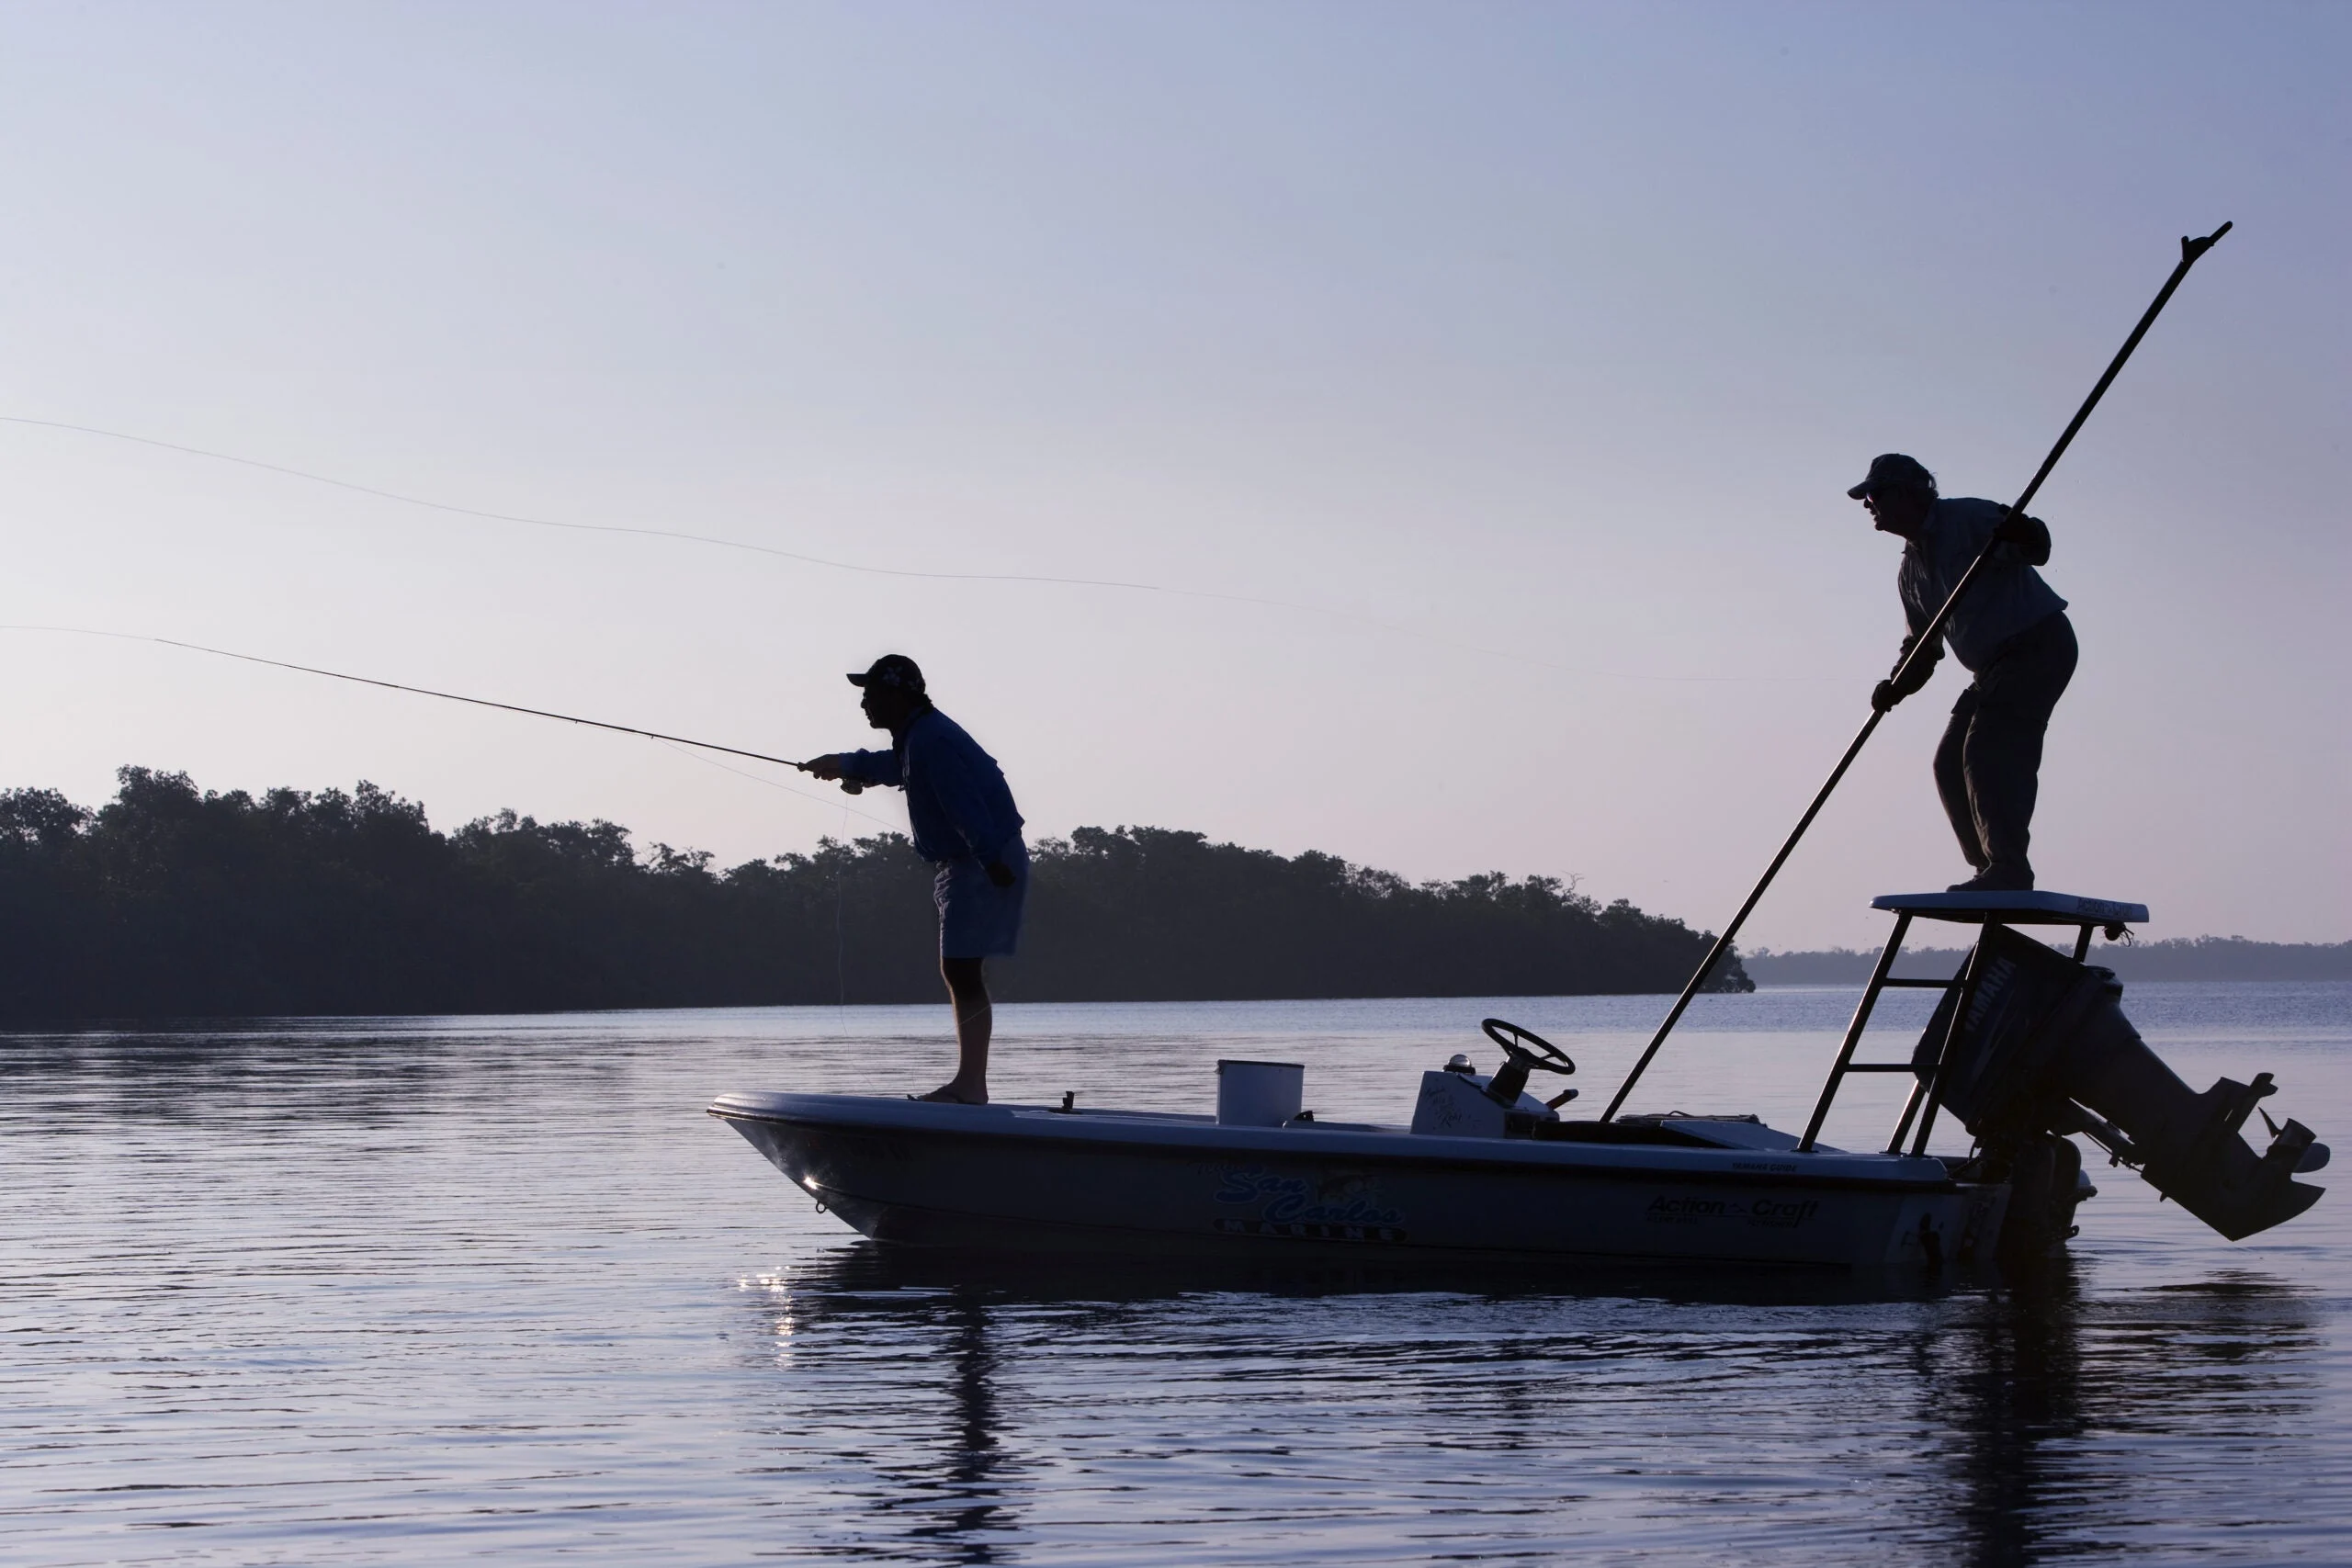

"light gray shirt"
[1899, 497, 2067, 673]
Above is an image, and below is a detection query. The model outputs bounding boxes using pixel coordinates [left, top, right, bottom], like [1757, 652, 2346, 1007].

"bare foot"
[911, 1085, 987, 1105]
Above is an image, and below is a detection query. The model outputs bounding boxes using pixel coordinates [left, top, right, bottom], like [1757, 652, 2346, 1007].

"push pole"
[1599, 222, 2232, 1123]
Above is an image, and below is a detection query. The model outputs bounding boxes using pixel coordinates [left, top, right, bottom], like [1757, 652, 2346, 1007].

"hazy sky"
[2, 2, 2345, 951]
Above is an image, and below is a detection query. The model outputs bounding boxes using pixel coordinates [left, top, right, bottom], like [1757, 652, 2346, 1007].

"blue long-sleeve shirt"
[840, 707, 1024, 865]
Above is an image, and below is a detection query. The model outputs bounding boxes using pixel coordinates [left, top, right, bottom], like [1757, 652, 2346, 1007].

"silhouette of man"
[807, 655, 1026, 1103]
[1854, 454, 2078, 894]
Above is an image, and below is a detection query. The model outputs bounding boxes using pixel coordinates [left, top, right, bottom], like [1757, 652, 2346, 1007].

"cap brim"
[1847, 481, 1872, 500]
[846, 671, 869, 686]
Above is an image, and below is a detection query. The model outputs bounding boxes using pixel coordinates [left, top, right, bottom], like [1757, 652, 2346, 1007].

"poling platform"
[1871, 889, 2150, 927]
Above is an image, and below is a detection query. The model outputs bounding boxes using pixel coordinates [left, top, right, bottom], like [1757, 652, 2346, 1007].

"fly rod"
[85, 630, 820, 773]
[1600, 221, 2233, 1122]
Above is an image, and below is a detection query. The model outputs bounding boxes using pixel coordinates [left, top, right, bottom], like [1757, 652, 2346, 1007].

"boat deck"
[709, 1091, 1960, 1191]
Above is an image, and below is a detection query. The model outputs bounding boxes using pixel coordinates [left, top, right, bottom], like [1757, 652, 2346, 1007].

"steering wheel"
[1482, 1018, 1576, 1077]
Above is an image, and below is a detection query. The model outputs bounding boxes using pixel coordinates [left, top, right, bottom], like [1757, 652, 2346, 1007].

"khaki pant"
[1934, 612, 2077, 876]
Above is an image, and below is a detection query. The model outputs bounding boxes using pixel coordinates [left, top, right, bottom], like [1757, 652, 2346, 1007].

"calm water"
[6, 983, 2350, 1564]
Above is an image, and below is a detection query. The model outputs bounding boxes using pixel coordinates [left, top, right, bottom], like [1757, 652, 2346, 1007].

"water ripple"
[4, 987, 2348, 1563]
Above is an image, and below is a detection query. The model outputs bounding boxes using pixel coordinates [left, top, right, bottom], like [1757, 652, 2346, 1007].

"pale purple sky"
[2, 1, 2346, 950]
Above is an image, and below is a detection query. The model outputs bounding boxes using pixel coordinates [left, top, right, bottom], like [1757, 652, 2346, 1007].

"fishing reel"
[1481, 1018, 1577, 1110]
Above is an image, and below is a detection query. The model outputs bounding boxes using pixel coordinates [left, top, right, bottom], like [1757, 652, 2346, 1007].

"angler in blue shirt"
[1854, 453, 2079, 894]
[807, 654, 1026, 1104]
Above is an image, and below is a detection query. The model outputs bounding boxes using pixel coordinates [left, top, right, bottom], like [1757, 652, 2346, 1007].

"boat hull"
[712, 1093, 2008, 1270]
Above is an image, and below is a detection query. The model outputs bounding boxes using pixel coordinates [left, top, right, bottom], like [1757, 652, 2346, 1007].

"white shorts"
[934, 841, 1028, 960]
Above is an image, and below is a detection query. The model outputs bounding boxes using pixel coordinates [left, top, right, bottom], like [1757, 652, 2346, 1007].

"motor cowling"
[1914, 924, 2324, 1242]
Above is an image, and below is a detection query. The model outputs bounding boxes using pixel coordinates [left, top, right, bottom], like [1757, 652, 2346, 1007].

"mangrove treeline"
[0, 768, 1747, 1021]
[1746, 938, 2352, 986]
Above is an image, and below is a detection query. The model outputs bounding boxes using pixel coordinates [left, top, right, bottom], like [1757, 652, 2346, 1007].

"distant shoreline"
[1745, 937, 2352, 986]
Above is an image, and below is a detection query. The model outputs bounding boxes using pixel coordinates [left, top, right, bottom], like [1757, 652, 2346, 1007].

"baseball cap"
[1847, 453, 1936, 500]
[847, 653, 926, 694]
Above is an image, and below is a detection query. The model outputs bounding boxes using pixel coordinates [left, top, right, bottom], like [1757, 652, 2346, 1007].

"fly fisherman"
[1854, 453, 2078, 895]
[806, 655, 1026, 1104]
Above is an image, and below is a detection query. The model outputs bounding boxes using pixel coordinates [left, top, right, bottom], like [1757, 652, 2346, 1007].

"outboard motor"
[1916, 924, 2326, 1241]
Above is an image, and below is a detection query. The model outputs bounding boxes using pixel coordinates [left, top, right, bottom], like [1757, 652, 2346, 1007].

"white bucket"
[1216, 1059, 1305, 1126]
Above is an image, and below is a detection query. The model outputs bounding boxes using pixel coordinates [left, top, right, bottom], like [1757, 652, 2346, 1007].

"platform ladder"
[1794, 895, 2136, 1157]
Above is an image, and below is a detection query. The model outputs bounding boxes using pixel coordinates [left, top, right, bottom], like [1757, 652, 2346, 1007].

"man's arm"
[804, 748, 902, 791]
[1994, 508, 2052, 566]
[1876, 560, 1943, 713]
[1872, 633, 1941, 713]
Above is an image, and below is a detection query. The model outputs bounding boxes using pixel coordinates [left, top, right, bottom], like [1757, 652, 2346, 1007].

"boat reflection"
[737, 1245, 2321, 1564]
